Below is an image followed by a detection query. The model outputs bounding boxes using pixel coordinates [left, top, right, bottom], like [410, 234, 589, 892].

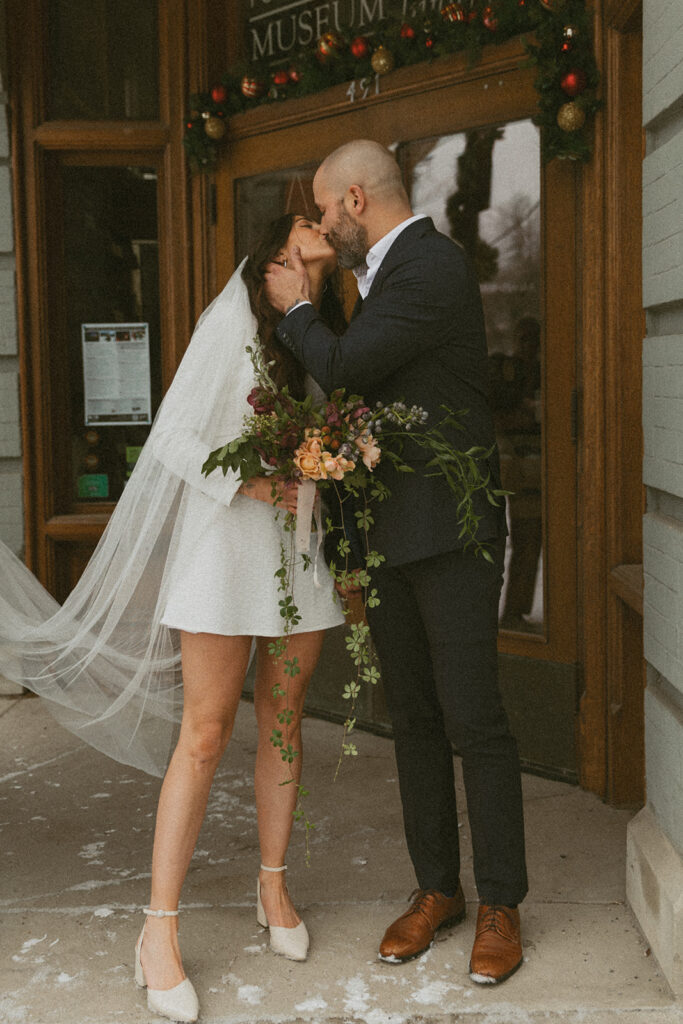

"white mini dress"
[160, 484, 344, 636]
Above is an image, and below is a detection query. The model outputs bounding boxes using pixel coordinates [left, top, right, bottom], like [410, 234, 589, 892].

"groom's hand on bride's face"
[264, 245, 310, 314]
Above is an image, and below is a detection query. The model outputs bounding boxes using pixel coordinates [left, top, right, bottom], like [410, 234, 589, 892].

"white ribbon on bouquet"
[295, 479, 324, 585]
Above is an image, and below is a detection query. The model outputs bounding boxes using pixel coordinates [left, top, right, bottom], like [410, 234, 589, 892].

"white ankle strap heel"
[257, 866, 309, 962]
[135, 908, 199, 1023]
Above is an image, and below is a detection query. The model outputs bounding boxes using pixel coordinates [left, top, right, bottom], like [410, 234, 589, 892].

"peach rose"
[322, 452, 356, 480]
[354, 432, 381, 470]
[294, 436, 327, 480]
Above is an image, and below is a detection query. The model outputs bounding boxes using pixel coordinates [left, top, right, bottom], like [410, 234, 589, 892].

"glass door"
[216, 47, 578, 778]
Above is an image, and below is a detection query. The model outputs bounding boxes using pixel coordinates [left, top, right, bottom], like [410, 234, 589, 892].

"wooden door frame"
[577, 0, 644, 803]
[8, 0, 195, 596]
[213, 38, 579, 675]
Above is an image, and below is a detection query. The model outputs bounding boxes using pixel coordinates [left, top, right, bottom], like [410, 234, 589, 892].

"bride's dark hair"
[242, 213, 346, 400]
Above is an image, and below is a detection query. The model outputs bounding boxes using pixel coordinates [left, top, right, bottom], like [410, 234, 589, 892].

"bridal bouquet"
[202, 341, 505, 853]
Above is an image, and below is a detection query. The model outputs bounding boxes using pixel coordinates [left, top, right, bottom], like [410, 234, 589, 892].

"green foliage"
[185, 1, 600, 170]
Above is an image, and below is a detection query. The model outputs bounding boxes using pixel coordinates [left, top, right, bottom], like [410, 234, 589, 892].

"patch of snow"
[294, 996, 328, 1012]
[410, 978, 463, 1005]
[237, 984, 263, 1005]
[341, 974, 371, 1016]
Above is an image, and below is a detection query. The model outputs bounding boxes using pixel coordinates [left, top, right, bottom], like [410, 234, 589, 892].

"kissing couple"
[0, 139, 527, 1022]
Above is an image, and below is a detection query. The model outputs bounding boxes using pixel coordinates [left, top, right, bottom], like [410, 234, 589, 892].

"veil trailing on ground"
[0, 261, 257, 777]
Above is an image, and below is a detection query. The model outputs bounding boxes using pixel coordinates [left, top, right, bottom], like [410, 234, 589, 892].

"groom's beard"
[326, 208, 369, 270]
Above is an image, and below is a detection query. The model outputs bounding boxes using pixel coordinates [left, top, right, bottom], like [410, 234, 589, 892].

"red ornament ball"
[400, 22, 416, 39]
[425, 35, 435, 49]
[560, 68, 587, 97]
[210, 84, 228, 104]
[440, 3, 466, 23]
[482, 6, 498, 30]
[350, 36, 369, 59]
[272, 69, 289, 87]
[287, 66, 301, 83]
[241, 76, 265, 99]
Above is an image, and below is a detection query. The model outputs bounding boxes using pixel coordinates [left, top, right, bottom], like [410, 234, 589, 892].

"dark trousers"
[366, 538, 528, 906]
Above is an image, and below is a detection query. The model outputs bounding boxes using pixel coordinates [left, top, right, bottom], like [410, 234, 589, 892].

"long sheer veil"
[0, 260, 257, 776]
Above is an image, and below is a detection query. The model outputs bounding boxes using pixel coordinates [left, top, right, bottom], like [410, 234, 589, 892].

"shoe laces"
[404, 888, 445, 924]
[478, 905, 513, 939]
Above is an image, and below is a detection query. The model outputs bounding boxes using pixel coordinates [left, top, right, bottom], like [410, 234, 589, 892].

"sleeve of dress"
[150, 425, 244, 507]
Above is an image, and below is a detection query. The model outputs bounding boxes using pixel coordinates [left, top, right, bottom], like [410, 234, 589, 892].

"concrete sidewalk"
[0, 692, 680, 1024]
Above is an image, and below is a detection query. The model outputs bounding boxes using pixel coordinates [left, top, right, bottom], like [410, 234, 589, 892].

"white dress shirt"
[353, 214, 428, 299]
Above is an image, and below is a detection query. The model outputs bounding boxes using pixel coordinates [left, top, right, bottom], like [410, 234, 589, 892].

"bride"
[0, 213, 345, 1022]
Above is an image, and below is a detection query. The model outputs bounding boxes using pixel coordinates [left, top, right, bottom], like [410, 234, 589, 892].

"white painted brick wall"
[642, 132, 683, 310]
[0, 58, 23, 555]
[0, 370, 20, 457]
[0, 266, 16, 355]
[0, 99, 7, 160]
[642, 0, 683, 885]
[642, 336, 683, 497]
[0, 470, 23, 553]
[643, 510, 683, 693]
[645, 685, 683, 853]
[0, 166, 12, 251]
[642, 2, 683, 125]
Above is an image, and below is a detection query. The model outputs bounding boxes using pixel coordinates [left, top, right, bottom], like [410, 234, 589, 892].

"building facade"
[0, 3, 21, 558]
[1, 0, 681, 995]
[626, 0, 683, 994]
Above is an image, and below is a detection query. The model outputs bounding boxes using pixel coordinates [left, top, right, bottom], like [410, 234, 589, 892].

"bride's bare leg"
[140, 631, 252, 991]
[253, 630, 325, 928]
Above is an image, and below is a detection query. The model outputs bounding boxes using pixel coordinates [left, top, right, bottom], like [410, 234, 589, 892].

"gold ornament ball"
[204, 115, 226, 140]
[318, 31, 342, 56]
[371, 45, 395, 75]
[556, 101, 585, 132]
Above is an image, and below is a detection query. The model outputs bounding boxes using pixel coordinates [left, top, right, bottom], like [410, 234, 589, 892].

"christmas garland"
[184, 0, 600, 170]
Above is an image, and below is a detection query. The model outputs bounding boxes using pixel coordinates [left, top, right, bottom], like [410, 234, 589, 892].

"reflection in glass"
[398, 122, 543, 634]
[235, 164, 319, 260]
[61, 166, 161, 502]
[47, 0, 159, 120]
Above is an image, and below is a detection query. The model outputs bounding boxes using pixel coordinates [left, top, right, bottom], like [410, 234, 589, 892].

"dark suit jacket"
[276, 217, 504, 567]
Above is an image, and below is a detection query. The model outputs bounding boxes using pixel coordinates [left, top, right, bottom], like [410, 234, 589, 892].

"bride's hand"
[264, 245, 310, 314]
[239, 476, 298, 514]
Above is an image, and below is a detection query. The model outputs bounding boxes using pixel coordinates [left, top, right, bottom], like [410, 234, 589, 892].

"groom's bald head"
[313, 139, 413, 265]
[315, 139, 408, 204]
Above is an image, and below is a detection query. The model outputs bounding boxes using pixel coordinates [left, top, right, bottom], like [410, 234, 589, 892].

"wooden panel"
[609, 564, 644, 617]
[227, 38, 530, 143]
[604, 0, 641, 33]
[33, 123, 169, 150]
[578, 2, 645, 802]
[10, 0, 195, 597]
[577, 3, 609, 796]
[215, 48, 578, 672]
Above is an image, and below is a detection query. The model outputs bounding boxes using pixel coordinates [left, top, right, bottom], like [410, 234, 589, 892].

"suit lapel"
[364, 217, 435, 303]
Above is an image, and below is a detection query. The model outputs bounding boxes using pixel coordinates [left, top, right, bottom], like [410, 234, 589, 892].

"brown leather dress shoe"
[469, 904, 523, 984]
[379, 885, 466, 963]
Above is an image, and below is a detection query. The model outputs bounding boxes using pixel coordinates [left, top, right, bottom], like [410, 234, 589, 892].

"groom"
[265, 139, 528, 984]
